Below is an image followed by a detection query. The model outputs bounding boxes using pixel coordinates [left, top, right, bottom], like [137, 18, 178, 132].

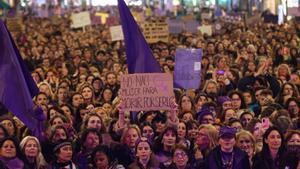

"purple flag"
[118, 0, 161, 74]
[0, 19, 45, 138]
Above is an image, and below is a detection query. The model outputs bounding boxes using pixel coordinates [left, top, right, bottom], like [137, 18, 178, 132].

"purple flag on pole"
[118, 0, 161, 74]
[0, 19, 45, 138]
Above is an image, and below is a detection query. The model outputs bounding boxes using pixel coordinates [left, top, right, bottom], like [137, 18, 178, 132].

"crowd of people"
[0, 5, 300, 169]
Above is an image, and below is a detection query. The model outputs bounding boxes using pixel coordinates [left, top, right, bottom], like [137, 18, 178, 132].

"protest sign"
[167, 19, 184, 34]
[120, 73, 174, 111]
[174, 48, 202, 89]
[287, 0, 300, 16]
[110, 25, 124, 41]
[71, 11, 91, 28]
[142, 21, 169, 43]
[198, 25, 212, 36]
[5, 17, 22, 32]
[95, 12, 109, 24]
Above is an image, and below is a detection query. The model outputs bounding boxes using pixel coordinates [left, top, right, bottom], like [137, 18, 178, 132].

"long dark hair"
[261, 126, 286, 167]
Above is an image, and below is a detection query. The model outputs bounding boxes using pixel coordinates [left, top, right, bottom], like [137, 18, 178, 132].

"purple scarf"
[0, 156, 24, 169]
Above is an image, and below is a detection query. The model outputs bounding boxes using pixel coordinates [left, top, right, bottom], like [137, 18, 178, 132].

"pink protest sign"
[120, 73, 174, 111]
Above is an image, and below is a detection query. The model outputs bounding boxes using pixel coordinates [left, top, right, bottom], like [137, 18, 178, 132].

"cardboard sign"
[120, 73, 174, 111]
[71, 11, 91, 28]
[142, 21, 169, 43]
[174, 49, 202, 89]
[5, 17, 23, 32]
[198, 25, 212, 36]
[110, 25, 124, 41]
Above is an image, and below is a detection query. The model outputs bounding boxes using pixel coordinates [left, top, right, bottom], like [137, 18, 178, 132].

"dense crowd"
[0, 6, 300, 169]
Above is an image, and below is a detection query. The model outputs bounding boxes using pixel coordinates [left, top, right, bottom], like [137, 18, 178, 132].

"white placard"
[71, 11, 91, 28]
[194, 62, 201, 71]
[198, 25, 212, 36]
[110, 25, 124, 41]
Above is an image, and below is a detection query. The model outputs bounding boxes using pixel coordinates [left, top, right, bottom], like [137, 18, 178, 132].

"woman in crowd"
[177, 121, 190, 149]
[193, 124, 218, 168]
[90, 145, 124, 169]
[48, 139, 78, 169]
[236, 130, 256, 166]
[0, 137, 26, 169]
[281, 130, 300, 168]
[19, 136, 47, 169]
[113, 125, 141, 168]
[252, 126, 286, 169]
[128, 137, 159, 169]
[80, 113, 106, 133]
[153, 127, 178, 167]
[75, 128, 101, 169]
[178, 94, 196, 114]
[161, 145, 191, 169]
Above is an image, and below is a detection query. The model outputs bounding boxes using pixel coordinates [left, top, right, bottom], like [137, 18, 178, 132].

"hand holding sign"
[120, 73, 174, 112]
[117, 101, 125, 127]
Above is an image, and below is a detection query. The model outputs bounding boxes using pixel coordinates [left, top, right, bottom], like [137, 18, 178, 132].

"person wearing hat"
[49, 139, 78, 169]
[204, 126, 250, 169]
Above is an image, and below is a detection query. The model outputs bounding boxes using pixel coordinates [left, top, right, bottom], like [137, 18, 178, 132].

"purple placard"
[174, 48, 202, 89]
[167, 19, 184, 34]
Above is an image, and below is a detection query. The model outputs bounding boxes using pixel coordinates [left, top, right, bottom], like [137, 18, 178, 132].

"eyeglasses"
[174, 152, 187, 158]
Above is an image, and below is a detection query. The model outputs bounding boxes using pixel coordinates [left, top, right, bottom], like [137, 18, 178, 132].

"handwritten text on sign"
[142, 21, 169, 43]
[120, 73, 174, 111]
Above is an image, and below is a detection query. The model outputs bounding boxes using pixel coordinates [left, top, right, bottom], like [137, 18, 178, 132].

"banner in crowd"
[5, 17, 22, 32]
[198, 25, 212, 36]
[71, 11, 91, 28]
[110, 25, 124, 41]
[142, 21, 169, 43]
[120, 73, 174, 111]
[174, 48, 202, 89]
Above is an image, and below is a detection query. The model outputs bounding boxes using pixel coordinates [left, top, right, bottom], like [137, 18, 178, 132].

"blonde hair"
[20, 136, 47, 169]
[202, 80, 219, 93]
[120, 125, 141, 145]
[236, 130, 256, 153]
[37, 81, 54, 99]
[198, 124, 219, 151]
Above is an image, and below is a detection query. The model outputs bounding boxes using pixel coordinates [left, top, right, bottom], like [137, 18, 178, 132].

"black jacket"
[204, 146, 250, 169]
